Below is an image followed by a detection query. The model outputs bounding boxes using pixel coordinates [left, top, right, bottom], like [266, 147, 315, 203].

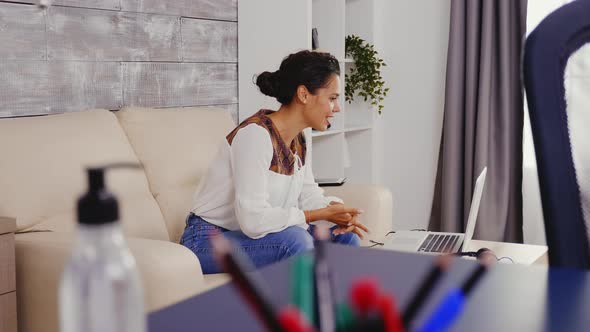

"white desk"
[466, 239, 548, 265]
[378, 233, 548, 266]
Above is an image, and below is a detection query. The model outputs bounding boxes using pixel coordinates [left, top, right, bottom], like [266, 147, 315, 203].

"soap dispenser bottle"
[59, 164, 146, 332]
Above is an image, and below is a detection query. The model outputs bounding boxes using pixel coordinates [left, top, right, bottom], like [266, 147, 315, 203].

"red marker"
[350, 278, 404, 332]
[278, 306, 316, 332]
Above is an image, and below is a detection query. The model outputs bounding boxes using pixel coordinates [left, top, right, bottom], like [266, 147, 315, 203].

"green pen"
[290, 254, 316, 324]
[335, 302, 356, 332]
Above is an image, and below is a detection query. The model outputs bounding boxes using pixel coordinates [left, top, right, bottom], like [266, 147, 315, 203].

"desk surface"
[467, 239, 548, 265]
[149, 244, 590, 332]
[381, 232, 549, 266]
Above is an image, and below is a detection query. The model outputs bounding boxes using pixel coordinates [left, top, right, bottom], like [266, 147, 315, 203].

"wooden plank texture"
[0, 234, 15, 294]
[181, 18, 237, 62]
[47, 6, 181, 61]
[52, 0, 121, 10]
[122, 63, 237, 107]
[120, 0, 237, 21]
[0, 61, 121, 117]
[0, 292, 17, 332]
[0, 2, 46, 60]
[1, 0, 120, 10]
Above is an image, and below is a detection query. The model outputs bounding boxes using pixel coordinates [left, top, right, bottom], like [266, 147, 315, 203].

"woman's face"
[304, 74, 341, 131]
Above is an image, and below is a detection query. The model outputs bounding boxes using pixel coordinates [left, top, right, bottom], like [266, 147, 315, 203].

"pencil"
[211, 234, 284, 332]
[314, 226, 335, 332]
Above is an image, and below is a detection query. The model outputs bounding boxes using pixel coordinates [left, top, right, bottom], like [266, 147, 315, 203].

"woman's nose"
[333, 100, 341, 113]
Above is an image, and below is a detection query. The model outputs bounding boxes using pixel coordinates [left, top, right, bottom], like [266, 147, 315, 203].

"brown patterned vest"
[226, 109, 307, 176]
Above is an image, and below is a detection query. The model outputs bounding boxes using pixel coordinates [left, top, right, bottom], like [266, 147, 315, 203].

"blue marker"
[416, 264, 488, 332]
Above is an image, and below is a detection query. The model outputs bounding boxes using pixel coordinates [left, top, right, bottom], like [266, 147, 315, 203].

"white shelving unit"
[239, 0, 378, 184]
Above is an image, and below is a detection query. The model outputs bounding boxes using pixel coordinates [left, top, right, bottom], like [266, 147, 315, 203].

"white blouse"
[190, 118, 341, 239]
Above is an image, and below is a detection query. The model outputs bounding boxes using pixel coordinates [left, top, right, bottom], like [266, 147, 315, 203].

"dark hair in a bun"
[255, 71, 281, 98]
[255, 50, 340, 105]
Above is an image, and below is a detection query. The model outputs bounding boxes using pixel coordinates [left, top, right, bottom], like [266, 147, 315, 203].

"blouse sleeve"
[230, 124, 306, 239]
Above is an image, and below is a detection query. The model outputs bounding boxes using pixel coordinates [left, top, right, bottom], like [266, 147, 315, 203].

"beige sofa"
[0, 107, 393, 332]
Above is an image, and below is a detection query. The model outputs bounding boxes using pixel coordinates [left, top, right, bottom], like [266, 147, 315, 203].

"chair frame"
[524, 0, 590, 269]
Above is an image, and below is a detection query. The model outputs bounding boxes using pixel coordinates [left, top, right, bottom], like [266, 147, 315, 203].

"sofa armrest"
[0, 216, 16, 234]
[323, 183, 393, 245]
[15, 232, 206, 332]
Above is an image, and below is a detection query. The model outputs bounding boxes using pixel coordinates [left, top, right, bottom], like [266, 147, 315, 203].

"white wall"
[238, 0, 310, 121]
[373, 0, 451, 231]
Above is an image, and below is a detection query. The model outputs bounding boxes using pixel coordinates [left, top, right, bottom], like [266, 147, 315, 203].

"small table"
[0, 217, 17, 332]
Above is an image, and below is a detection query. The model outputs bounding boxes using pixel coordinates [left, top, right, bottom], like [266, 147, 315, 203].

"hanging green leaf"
[345, 35, 389, 114]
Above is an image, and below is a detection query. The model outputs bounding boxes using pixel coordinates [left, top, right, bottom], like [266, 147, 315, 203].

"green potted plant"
[344, 35, 389, 113]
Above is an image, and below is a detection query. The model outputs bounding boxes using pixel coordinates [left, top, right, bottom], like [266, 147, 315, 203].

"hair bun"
[256, 70, 281, 98]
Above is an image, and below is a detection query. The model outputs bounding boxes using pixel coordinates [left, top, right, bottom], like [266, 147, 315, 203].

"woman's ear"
[296, 85, 309, 104]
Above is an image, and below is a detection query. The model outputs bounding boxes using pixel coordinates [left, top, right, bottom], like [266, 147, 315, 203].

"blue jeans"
[180, 213, 360, 274]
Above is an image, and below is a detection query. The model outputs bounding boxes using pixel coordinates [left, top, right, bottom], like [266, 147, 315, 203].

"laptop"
[383, 167, 487, 254]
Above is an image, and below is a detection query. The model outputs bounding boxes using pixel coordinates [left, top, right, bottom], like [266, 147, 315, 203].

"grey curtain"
[429, 0, 527, 242]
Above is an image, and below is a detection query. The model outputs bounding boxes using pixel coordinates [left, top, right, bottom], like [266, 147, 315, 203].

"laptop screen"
[461, 167, 488, 251]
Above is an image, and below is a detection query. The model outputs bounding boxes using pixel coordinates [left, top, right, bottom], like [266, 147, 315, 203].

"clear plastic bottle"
[59, 165, 146, 332]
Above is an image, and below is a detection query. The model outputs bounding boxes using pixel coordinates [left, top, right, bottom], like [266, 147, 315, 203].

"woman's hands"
[304, 202, 370, 239]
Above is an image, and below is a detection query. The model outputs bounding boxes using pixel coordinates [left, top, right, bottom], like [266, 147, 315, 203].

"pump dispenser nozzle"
[61, 162, 146, 332]
[77, 163, 141, 225]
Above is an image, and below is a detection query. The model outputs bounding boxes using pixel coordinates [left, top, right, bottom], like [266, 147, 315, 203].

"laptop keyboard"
[418, 234, 460, 253]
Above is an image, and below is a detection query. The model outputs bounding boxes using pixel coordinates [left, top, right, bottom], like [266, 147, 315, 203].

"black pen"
[402, 255, 451, 329]
[402, 255, 452, 328]
[461, 263, 487, 295]
[416, 262, 490, 332]
[211, 234, 284, 332]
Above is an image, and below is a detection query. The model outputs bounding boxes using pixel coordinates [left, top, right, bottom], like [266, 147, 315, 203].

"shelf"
[311, 129, 343, 137]
[343, 125, 372, 133]
[240, 0, 376, 181]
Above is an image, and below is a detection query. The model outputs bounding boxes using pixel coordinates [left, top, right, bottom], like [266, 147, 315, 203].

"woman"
[181, 50, 369, 274]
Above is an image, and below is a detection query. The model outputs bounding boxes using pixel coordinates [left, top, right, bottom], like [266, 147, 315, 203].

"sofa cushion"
[116, 106, 235, 242]
[0, 110, 169, 241]
[15, 232, 205, 332]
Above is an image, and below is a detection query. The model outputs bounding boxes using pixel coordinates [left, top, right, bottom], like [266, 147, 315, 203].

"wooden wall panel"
[1, 0, 120, 10]
[122, 62, 237, 107]
[0, 0, 238, 117]
[52, 0, 121, 10]
[0, 61, 121, 117]
[120, 0, 237, 21]
[47, 7, 181, 61]
[181, 18, 237, 62]
[0, 3, 46, 60]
